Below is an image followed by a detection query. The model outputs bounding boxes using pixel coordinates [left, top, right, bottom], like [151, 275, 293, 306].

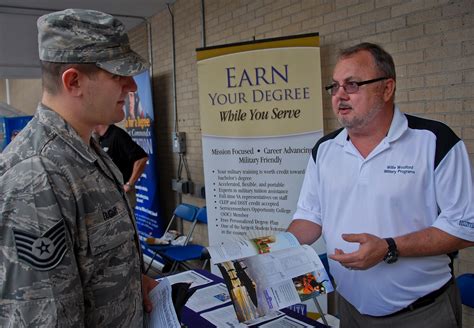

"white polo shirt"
[293, 106, 474, 316]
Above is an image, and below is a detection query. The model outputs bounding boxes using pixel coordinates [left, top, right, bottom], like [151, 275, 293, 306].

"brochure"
[259, 315, 314, 328]
[200, 305, 284, 328]
[165, 269, 213, 288]
[206, 232, 333, 323]
[186, 283, 231, 312]
[145, 278, 181, 328]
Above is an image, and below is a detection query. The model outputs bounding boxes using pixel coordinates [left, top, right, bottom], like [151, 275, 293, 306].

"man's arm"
[331, 139, 474, 270]
[287, 219, 322, 245]
[396, 227, 474, 256]
[329, 228, 474, 270]
[124, 156, 148, 191]
[0, 156, 84, 326]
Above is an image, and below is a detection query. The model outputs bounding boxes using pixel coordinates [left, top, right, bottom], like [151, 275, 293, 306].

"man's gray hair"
[339, 42, 396, 81]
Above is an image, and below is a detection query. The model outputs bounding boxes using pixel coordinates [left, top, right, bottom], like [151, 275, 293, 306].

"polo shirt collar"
[385, 105, 407, 143]
[333, 104, 407, 147]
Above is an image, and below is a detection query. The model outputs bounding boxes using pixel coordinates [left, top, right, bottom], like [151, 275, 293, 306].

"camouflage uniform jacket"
[0, 104, 144, 327]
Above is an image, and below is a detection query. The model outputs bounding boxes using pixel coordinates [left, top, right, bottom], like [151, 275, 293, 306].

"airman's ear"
[61, 68, 83, 96]
[383, 78, 396, 102]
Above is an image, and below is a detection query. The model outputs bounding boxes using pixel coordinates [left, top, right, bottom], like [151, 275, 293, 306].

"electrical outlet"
[172, 132, 186, 153]
[171, 178, 193, 194]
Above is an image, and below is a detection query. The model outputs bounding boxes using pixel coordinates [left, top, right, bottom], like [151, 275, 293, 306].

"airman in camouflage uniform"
[0, 9, 156, 327]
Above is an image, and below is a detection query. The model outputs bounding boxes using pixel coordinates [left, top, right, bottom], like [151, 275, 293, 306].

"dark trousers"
[338, 281, 462, 328]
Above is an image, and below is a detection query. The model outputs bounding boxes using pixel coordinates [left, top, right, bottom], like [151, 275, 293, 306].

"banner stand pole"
[313, 296, 329, 326]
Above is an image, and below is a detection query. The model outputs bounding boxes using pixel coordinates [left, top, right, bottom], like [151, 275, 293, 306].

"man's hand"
[123, 182, 133, 193]
[142, 274, 159, 313]
[328, 233, 387, 270]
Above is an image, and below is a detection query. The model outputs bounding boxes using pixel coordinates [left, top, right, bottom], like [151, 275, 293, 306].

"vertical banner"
[197, 34, 324, 249]
[124, 70, 164, 260]
[2, 116, 33, 150]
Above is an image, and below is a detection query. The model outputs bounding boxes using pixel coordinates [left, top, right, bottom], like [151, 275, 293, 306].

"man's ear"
[61, 68, 83, 96]
[383, 78, 396, 102]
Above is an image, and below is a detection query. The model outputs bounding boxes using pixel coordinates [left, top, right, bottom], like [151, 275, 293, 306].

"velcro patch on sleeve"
[13, 220, 67, 271]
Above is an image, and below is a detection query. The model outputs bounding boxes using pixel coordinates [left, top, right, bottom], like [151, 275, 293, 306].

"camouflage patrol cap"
[37, 8, 149, 76]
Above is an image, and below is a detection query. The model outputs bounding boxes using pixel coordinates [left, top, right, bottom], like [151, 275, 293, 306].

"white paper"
[245, 245, 327, 286]
[165, 270, 213, 288]
[259, 279, 302, 312]
[259, 315, 313, 328]
[200, 305, 285, 327]
[244, 311, 285, 326]
[186, 283, 231, 312]
[146, 278, 181, 328]
[207, 232, 300, 264]
[200, 305, 248, 328]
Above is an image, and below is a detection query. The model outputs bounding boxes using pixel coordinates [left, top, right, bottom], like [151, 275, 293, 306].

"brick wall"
[131, 1, 474, 322]
[134, 0, 474, 203]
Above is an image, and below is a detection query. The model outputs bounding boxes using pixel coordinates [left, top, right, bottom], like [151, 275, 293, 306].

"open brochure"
[145, 278, 180, 328]
[206, 232, 333, 323]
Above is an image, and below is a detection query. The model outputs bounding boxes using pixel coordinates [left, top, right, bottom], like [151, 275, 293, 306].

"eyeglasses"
[325, 77, 389, 96]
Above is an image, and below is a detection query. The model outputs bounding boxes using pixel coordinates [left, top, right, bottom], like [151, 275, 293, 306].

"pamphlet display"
[207, 232, 333, 324]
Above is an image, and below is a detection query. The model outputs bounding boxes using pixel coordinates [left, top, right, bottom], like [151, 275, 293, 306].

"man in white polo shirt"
[288, 42, 474, 327]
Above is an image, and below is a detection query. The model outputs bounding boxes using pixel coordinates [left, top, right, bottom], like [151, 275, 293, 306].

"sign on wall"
[124, 70, 164, 261]
[197, 34, 325, 250]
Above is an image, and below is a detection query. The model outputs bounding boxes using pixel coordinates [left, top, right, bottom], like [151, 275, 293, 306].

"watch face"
[384, 250, 398, 264]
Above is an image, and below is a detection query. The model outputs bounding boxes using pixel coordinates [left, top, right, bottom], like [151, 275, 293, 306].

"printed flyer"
[207, 232, 333, 323]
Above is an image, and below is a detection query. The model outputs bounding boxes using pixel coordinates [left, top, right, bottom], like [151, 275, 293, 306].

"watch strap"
[385, 237, 396, 251]
[383, 237, 399, 264]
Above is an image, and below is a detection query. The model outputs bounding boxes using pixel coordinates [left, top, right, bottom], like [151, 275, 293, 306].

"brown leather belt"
[382, 277, 453, 318]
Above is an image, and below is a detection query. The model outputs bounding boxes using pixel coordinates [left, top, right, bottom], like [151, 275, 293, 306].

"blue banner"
[1, 116, 33, 150]
[124, 71, 164, 260]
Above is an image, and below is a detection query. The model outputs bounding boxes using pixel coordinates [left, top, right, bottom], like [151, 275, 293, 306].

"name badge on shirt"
[102, 205, 119, 221]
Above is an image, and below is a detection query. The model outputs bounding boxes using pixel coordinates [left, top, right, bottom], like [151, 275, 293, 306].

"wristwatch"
[383, 238, 398, 264]
[125, 181, 134, 187]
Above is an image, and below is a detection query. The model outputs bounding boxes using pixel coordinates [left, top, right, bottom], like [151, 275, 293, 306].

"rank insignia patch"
[13, 220, 67, 271]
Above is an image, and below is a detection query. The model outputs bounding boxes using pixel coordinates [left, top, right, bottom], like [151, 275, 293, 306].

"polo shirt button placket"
[359, 161, 369, 185]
